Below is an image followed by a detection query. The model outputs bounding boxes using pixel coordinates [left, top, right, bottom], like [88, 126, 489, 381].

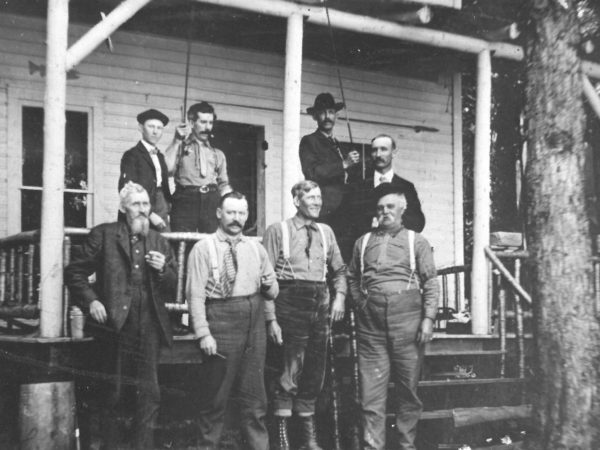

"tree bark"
[525, 0, 600, 448]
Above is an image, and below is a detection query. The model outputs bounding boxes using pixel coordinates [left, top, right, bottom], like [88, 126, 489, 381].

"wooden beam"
[40, 0, 69, 338]
[387, 6, 432, 25]
[282, 13, 304, 219]
[195, 0, 523, 61]
[482, 23, 520, 42]
[65, 0, 152, 71]
[583, 74, 600, 121]
[471, 50, 492, 335]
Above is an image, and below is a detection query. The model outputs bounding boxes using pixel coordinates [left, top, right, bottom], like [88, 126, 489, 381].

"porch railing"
[484, 247, 531, 378]
[0, 228, 532, 351]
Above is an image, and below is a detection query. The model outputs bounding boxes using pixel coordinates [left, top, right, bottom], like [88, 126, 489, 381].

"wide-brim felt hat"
[137, 108, 169, 126]
[306, 93, 344, 115]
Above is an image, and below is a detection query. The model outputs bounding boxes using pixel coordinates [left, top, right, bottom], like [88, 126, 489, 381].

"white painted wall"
[0, 13, 462, 267]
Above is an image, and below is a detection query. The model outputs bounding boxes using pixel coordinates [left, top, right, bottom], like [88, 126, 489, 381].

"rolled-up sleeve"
[416, 235, 439, 321]
[186, 240, 212, 338]
[325, 226, 347, 297]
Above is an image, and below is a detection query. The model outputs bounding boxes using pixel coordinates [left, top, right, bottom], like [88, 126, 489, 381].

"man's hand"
[173, 123, 190, 141]
[89, 300, 107, 324]
[417, 317, 434, 344]
[343, 150, 360, 169]
[260, 272, 276, 292]
[199, 335, 217, 355]
[268, 320, 283, 345]
[145, 250, 166, 272]
[149, 212, 167, 231]
[330, 293, 346, 322]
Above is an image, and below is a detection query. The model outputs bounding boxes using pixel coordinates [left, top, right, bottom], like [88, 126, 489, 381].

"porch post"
[39, 0, 69, 338]
[282, 13, 304, 219]
[471, 50, 492, 335]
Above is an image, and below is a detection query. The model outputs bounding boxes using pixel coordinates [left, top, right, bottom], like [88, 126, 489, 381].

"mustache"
[228, 221, 243, 228]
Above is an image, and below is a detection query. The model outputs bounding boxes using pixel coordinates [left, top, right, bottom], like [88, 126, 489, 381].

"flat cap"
[137, 108, 169, 126]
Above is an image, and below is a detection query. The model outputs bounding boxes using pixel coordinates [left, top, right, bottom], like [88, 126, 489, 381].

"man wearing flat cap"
[165, 101, 231, 233]
[347, 183, 438, 450]
[299, 93, 360, 257]
[119, 108, 172, 231]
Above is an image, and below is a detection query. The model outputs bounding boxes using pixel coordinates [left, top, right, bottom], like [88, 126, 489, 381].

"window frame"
[7, 87, 102, 233]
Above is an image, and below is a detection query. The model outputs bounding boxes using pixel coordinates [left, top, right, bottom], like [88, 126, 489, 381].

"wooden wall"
[0, 13, 463, 267]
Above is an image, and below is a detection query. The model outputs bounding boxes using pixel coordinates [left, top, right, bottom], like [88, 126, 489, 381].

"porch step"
[425, 350, 505, 357]
[438, 443, 525, 450]
[409, 404, 532, 425]
[417, 377, 526, 388]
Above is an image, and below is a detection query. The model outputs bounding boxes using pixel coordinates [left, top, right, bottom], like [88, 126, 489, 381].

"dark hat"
[137, 109, 169, 126]
[374, 182, 406, 202]
[306, 93, 344, 115]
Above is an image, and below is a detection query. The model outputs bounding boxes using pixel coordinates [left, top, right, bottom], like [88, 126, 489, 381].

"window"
[21, 107, 90, 231]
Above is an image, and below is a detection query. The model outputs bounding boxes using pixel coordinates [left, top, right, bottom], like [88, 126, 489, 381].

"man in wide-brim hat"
[299, 92, 361, 259]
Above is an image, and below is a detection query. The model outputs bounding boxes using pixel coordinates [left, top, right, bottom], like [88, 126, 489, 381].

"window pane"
[21, 106, 89, 230]
[22, 107, 88, 189]
[22, 107, 44, 187]
[21, 190, 88, 231]
[65, 111, 88, 190]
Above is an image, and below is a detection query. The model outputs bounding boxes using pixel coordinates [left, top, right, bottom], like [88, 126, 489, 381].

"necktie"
[305, 224, 313, 258]
[221, 239, 238, 297]
[150, 148, 158, 156]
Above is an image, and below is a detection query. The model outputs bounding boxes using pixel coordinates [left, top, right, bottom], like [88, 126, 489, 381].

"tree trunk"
[525, 1, 600, 448]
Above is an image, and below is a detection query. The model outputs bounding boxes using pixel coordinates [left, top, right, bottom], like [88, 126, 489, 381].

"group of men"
[119, 101, 230, 233]
[65, 92, 439, 450]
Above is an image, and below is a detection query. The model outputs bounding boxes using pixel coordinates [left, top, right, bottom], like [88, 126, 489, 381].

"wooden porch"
[0, 227, 536, 449]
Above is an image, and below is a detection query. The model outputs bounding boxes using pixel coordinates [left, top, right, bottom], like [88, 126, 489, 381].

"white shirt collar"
[140, 139, 157, 153]
[374, 168, 394, 187]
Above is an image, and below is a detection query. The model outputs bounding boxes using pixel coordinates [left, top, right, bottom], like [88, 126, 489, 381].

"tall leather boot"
[298, 415, 323, 450]
[273, 416, 290, 450]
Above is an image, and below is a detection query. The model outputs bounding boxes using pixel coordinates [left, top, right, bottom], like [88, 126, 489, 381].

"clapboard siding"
[0, 13, 461, 266]
[0, 85, 7, 238]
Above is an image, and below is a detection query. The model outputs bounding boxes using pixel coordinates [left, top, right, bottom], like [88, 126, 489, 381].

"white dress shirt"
[373, 168, 394, 187]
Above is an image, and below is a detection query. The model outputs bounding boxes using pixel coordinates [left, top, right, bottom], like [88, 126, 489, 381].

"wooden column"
[282, 13, 304, 219]
[40, 0, 69, 338]
[471, 49, 492, 335]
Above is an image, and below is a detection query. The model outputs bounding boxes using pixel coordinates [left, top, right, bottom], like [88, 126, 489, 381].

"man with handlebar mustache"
[65, 182, 177, 449]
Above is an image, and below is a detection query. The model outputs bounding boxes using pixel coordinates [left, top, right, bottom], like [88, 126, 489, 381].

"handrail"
[484, 246, 532, 304]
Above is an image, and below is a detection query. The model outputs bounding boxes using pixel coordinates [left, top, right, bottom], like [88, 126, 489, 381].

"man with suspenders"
[186, 191, 279, 450]
[262, 180, 347, 450]
[347, 183, 439, 450]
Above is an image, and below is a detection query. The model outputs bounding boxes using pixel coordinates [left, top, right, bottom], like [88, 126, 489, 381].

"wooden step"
[403, 404, 532, 425]
[425, 350, 505, 357]
[418, 377, 527, 388]
[438, 443, 525, 450]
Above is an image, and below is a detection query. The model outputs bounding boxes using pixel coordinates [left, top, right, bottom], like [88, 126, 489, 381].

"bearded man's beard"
[129, 215, 150, 236]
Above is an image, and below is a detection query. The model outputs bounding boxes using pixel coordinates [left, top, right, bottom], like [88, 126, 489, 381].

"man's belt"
[177, 183, 218, 193]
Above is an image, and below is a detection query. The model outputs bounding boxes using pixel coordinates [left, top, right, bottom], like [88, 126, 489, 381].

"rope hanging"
[323, 2, 366, 179]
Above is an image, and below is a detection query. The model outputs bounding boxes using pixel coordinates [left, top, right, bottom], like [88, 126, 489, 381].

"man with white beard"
[65, 181, 177, 449]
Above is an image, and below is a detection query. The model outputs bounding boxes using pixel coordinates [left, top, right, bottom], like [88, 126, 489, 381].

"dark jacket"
[352, 172, 426, 235]
[64, 222, 177, 346]
[299, 130, 349, 217]
[119, 141, 172, 204]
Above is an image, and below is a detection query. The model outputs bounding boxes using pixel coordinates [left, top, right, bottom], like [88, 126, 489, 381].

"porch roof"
[3, 0, 533, 80]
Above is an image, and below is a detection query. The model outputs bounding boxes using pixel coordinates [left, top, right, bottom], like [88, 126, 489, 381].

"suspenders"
[279, 220, 328, 281]
[359, 229, 417, 293]
[206, 234, 261, 296]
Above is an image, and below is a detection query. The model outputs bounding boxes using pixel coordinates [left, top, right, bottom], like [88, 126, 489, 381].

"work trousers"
[196, 294, 269, 450]
[101, 285, 162, 450]
[170, 187, 219, 233]
[272, 281, 329, 416]
[356, 290, 424, 450]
